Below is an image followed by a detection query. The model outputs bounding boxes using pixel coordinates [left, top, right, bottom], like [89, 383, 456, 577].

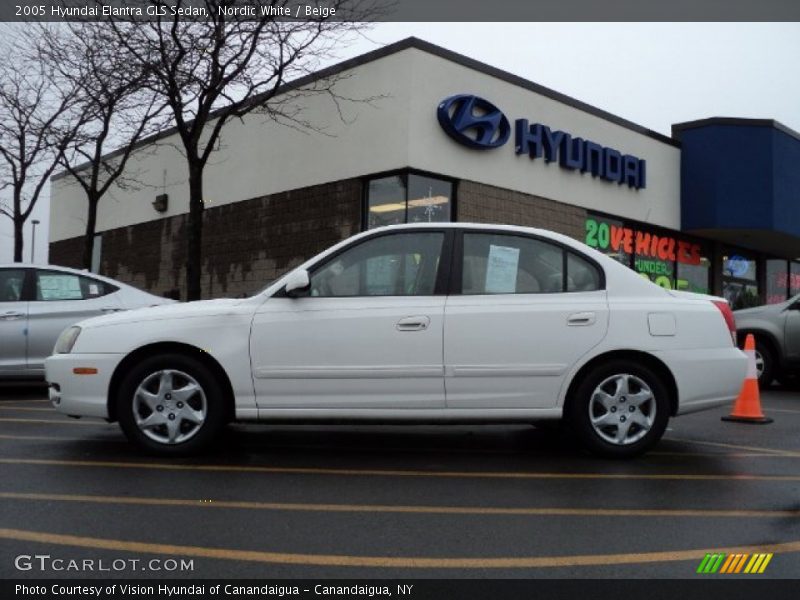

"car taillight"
[711, 300, 736, 346]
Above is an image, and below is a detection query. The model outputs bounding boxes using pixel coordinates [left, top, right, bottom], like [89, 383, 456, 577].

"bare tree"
[103, 0, 376, 300]
[40, 24, 169, 270]
[0, 27, 82, 263]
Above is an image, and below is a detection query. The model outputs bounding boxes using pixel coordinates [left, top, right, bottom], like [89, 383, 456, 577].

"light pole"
[31, 219, 40, 263]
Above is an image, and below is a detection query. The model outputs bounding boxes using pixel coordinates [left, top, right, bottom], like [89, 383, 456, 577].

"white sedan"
[0, 263, 175, 380]
[46, 224, 747, 458]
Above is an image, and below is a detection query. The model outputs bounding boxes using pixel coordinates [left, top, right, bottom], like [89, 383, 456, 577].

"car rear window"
[35, 270, 117, 301]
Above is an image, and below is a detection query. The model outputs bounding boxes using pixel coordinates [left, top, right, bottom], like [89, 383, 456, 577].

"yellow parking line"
[0, 432, 784, 460]
[1, 457, 799, 482]
[0, 418, 103, 427]
[1, 527, 799, 568]
[0, 434, 124, 443]
[0, 430, 779, 459]
[665, 437, 800, 457]
[0, 431, 780, 459]
[0, 406, 55, 412]
[0, 491, 798, 519]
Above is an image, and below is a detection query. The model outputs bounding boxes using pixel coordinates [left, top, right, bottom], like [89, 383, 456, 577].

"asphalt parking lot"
[0, 383, 799, 579]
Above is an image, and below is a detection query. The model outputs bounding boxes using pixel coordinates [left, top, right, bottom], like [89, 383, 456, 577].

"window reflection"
[366, 173, 453, 230]
[367, 176, 406, 229]
[766, 260, 789, 304]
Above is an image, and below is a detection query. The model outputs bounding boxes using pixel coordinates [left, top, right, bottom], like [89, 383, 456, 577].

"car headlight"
[54, 326, 82, 354]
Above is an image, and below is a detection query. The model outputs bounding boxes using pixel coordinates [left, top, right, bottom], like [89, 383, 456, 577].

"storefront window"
[365, 172, 453, 230]
[676, 255, 711, 294]
[766, 259, 789, 304]
[366, 176, 406, 229]
[722, 251, 759, 309]
[585, 214, 708, 292]
[584, 216, 631, 267]
[791, 262, 800, 298]
[407, 175, 452, 224]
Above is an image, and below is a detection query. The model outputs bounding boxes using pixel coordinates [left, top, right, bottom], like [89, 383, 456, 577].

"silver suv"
[734, 294, 800, 387]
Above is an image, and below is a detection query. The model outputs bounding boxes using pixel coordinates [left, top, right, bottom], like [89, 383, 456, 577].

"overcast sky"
[2, 22, 798, 264]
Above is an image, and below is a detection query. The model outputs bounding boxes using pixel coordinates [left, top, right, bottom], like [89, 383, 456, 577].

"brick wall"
[49, 179, 362, 300]
[50, 176, 591, 300]
[457, 180, 587, 241]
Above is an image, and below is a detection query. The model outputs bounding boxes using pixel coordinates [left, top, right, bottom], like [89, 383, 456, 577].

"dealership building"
[49, 38, 800, 308]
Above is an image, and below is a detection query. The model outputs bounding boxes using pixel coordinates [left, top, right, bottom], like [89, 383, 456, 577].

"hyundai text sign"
[436, 94, 647, 190]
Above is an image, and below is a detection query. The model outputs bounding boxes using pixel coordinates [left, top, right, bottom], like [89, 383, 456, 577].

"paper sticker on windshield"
[485, 245, 520, 293]
[38, 275, 83, 301]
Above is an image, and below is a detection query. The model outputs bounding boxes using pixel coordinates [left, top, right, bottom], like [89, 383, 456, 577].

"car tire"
[753, 341, 775, 389]
[566, 360, 670, 459]
[116, 353, 226, 456]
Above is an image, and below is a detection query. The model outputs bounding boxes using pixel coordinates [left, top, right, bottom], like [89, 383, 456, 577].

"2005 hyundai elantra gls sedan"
[46, 224, 747, 458]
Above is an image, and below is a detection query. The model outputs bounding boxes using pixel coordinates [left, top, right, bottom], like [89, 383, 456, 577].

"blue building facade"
[674, 119, 800, 308]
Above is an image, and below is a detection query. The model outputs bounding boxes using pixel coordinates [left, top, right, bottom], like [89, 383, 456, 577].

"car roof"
[1, 263, 99, 276]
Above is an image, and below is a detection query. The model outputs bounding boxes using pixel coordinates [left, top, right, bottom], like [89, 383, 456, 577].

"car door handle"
[1, 311, 25, 320]
[100, 307, 122, 313]
[567, 312, 596, 326]
[396, 316, 430, 332]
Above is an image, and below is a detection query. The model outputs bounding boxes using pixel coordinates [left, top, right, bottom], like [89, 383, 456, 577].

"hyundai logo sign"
[436, 94, 646, 190]
[436, 95, 511, 149]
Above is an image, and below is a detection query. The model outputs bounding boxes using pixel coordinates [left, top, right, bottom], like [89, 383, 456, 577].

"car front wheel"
[567, 361, 670, 458]
[116, 354, 226, 455]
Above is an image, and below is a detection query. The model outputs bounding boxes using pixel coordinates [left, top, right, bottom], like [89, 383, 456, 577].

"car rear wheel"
[117, 353, 226, 455]
[567, 360, 670, 458]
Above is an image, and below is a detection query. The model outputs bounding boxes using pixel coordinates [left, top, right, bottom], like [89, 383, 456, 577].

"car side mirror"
[284, 269, 310, 297]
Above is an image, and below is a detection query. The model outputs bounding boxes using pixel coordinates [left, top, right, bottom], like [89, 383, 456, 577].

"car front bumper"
[45, 353, 125, 419]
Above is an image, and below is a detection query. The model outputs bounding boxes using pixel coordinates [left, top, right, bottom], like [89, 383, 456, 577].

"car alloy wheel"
[754, 350, 764, 379]
[752, 340, 774, 388]
[132, 369, 207, 445]
[117, 353, 227, 455]
[588, 374, 655, 446]
[567, 359, 669, 458]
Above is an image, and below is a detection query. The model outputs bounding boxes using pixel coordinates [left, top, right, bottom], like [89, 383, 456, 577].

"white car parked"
[46, 224, 747, 457]
[0, 263, 175, 380]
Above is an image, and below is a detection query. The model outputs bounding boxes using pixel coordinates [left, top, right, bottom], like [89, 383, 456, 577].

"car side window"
[0, 269, 25, 302]
[34, 270, 115, 301]
[461, 233, 601, 294]
[309, 232, 445, 297]
[567, 252, 602, 292]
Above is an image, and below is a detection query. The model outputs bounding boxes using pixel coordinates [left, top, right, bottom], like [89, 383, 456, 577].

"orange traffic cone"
[722, 334, 773, 424]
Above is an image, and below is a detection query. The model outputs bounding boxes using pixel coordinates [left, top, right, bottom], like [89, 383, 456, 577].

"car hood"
[733, 305, 772, 317]
[77, 298, 249, 329]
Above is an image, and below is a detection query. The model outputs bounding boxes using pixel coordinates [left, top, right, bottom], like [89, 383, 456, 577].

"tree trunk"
[13, 218, 24, 263]
[186, 163, 204, 301]
[82, 193, 99, 270]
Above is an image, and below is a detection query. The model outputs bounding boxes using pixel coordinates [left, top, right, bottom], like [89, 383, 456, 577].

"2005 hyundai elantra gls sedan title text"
[46, 224, 747, 458]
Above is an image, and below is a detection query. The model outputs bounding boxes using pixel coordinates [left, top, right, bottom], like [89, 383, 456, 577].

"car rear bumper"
[45, 353, 124, 419]
[652, 347, 748, 415]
